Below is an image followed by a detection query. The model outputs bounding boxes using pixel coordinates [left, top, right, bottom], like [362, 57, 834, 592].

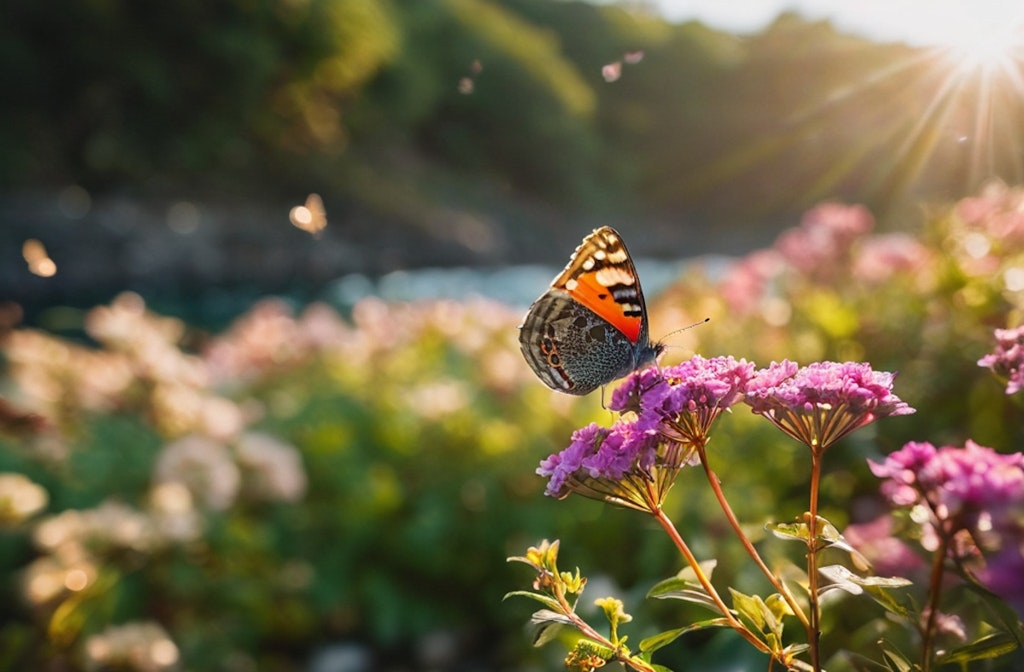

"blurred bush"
[2, 184, 1024, 669]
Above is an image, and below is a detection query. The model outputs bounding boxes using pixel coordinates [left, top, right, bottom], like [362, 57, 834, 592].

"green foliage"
[0, 0, 398, 187]
[5, 1, 1022, 226]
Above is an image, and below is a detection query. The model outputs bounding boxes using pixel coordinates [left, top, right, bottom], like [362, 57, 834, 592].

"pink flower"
[869, 440, 1024, 615]
[955, 182, 1024, 243]
[775, 203, 874, 278]
[978, 325, 1024, 394]
[852, 233, 932, 284]
[718, 249, 784, 315]
[745, 360, 914, 454]
[844, 515, 926, 578]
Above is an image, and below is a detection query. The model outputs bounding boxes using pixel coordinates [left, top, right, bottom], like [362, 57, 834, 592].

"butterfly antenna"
[660, 317, 710, 343]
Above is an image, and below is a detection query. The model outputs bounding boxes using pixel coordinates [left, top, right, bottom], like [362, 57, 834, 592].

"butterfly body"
[519, 227, 663, 395]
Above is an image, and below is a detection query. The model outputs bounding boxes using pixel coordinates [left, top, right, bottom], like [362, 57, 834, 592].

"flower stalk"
[693, 439, 810, 630]
[649, 505, 774, 657]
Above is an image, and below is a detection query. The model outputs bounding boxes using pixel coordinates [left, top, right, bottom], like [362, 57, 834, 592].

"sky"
[640, 0, 1024, 48]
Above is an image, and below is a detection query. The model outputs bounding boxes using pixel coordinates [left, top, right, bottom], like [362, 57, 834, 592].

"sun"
[941, 22, 1024, 75]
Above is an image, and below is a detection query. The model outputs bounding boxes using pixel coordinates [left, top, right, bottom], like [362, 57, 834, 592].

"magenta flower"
[745, 361, 914, 454]
[978, 325, 1024, 394]
[538, 356, 754, 512]
[869, 441, 1024, 531]
[869, 440, 1024, 617]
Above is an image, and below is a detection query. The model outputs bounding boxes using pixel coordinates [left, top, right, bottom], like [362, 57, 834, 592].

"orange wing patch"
[561, 269, 643, 343]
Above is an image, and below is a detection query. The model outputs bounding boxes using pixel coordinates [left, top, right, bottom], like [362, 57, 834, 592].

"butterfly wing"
[519, 227, 661, 395]
[519, 289, 641, 395]
[549, 226, 650, 344]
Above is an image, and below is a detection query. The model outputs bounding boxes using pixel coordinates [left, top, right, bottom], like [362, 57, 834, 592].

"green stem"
[695, 441, 810, 630]
[807, 450, 823, 672]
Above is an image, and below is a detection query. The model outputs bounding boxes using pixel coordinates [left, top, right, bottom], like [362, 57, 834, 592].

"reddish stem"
[695, 441, 810, 630]
[648, 496, 773, 657]
[807, 450, 823, 672]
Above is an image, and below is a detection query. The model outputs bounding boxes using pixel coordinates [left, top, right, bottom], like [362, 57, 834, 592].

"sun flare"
[941, 22, 1024, 74]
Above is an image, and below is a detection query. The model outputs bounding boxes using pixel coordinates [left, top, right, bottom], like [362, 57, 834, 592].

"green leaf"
[529, 609, 572, 647]
[729, 588, 782, 639]
[767, 520, 808, 543]
[767, 515, 868, 562]
[729, 589, 766, 631]
[646, 585, 720, 612]
[638, 618, 732, 654]
[940, 632, 1019, 664]
[676, 559, 717, 584]
[817, 565, 913, 617]
[647, 560, 717, 595]
[878, 637, 913, 672]
[647, 562, 720, 612]
[956, 572, 1024, 649]
[765, 593, 794, 621]
[503, 590, 563, 614]
[530, 608, 574, 626]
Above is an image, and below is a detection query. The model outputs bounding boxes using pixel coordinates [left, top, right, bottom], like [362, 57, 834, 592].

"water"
[326, 255, 735, 311]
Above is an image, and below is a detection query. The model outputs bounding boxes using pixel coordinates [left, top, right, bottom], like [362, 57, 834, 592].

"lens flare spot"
[289, 193, 327, 236]
[22, 239, 57, 277]
[64, 568, 90, 591]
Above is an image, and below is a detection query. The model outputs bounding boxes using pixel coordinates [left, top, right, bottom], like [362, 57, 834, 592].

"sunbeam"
[676, 17, 1024, 220]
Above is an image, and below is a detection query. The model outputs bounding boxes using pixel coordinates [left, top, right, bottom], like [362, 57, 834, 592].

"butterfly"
[519, 226, 664, 395]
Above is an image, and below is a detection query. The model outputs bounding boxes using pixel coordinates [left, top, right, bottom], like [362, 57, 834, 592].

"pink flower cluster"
[538, 358, 912, 507]
[775, 203, 875, 277]
[745, 360, 914, 453]
[869, 440, 1024, 615]
[977, 325, 1024, 394]
[955, 180, 1024, 244]
[716, 202, 931, 316]
[538, 356, 753, 508]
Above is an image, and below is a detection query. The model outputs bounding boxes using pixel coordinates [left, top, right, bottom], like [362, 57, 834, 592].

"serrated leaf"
[638, 618, 732, 653]
[940, 632, 1019, 664]
[569, 637, 616, 660]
